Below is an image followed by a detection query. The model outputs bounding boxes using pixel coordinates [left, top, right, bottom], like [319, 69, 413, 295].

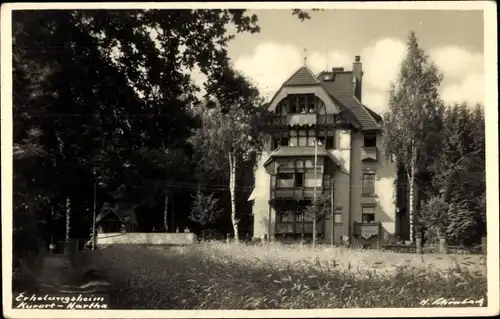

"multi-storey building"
[249, 56, 406, 245]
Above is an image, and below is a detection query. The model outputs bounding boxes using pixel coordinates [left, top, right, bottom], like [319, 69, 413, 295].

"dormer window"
[323, 73, 334, 81]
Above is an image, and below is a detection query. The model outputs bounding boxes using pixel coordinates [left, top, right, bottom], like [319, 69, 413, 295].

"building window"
[361, 206, 376, 223]
[270, 136, 278, 150]
[286, 94, 319, 114]
[298, 130, 307, 146]
[277, 173, 294, 188]
[364, 134, 377, 147]
[279, 210, 293, 222]
[326, 136, 335, 149]
[323, 175, 332, 189]
[307, 136, 316, 146]
[317, 131, 334, 149]
[304, 172, 322, 187]
[307, 95, 316, 113]
[334, 212, 342, 224]
[289, 96, 298, 113]
[294, 172, 304, 187]
[362, 173, 376, 195]
[280, 136, 289, 147]
[297, 203, 314, 222]
[289, 131, 297, 147]
[298, 96, 307, 113]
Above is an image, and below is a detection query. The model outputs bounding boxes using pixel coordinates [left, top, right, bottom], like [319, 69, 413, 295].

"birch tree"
[189, 68, 265, 241]
[382, 31, 444, 243]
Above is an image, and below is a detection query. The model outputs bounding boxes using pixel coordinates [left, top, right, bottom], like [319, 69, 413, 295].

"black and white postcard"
[1, 1, 498, 318]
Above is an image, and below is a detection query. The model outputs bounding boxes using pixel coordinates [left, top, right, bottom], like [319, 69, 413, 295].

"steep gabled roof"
[363, 104, 383, 123]
[282, 66, 320, 86]
[96, 202, 138, 225]
[318, 72, 380, 131]
[274, 66, 382, 131]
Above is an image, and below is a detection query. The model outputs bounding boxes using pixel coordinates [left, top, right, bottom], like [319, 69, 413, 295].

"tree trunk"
[65, 196, 71, 254]
[408, 141, 417, 243]
[171, 191, 175, 231]
[228, 152, 239, 242]
[408, 169, 415, 243]
[164, 191, 169, 232]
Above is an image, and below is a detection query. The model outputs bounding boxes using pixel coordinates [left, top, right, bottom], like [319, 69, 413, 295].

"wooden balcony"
[353, 222, 381, 239]
[271, 187, 325, 200]
[361, 146, 378, 161]
[287, 113, 317, 126]
[262, 114, 337, 128]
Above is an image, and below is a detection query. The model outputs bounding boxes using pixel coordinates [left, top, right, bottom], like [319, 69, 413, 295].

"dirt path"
[36, 254, 112, 294]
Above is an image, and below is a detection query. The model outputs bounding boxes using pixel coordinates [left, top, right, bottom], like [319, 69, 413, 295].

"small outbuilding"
[96, 201, 138, 233]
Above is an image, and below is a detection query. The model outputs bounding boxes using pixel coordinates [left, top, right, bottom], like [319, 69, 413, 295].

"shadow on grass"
[72, 245, 487, 309]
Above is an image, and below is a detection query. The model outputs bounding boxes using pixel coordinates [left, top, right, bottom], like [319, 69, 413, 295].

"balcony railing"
[272, 187, 325, 200]
[317, 115, 337, 125]
[287, 113, 317, 126]
[353, 221, 381, 239]
[361, 146, 378, 161]
[263, 114, 337, 127]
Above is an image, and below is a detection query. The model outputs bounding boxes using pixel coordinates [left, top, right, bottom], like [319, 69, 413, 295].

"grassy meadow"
[75, 241, 487, 309]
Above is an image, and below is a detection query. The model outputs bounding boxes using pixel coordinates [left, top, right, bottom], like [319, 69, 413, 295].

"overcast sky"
[194, 9, 484, 114]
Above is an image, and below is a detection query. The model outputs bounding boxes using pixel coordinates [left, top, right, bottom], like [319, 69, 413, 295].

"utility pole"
[312, 138, 318, 247]
[331, 174, 334, 246]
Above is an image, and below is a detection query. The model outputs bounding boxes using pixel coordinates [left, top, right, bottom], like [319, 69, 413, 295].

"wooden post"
[226, 233, 231, 244]
[415, 232, 422, 254]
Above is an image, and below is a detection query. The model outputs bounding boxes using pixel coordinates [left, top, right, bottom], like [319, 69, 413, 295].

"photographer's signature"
[420, 297, 485, 307]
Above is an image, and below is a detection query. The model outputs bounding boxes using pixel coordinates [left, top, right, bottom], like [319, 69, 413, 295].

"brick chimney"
[352, 55, 362, 101]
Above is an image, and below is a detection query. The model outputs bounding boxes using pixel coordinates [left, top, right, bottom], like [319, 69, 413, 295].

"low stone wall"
[96, 232, 197, 246]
